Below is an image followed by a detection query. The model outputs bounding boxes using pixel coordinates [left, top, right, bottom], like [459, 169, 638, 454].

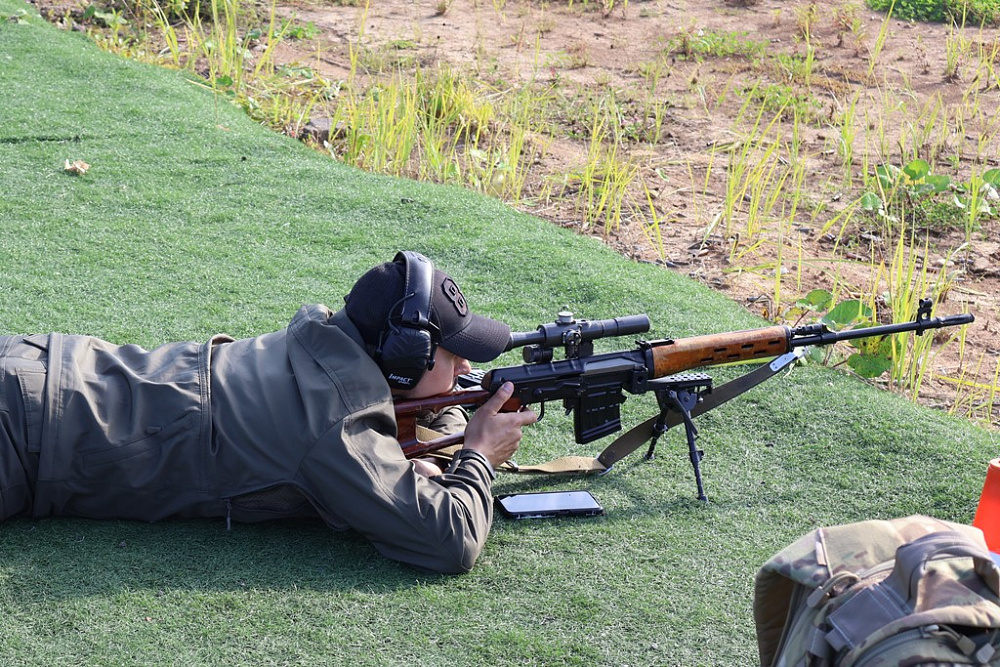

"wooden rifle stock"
[646, 325, 791, 377]
[395, 389, 521, 458]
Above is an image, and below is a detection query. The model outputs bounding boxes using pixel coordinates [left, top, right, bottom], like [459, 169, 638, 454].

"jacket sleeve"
[297, 408, 495, 574]
[416, 404, 470, 436]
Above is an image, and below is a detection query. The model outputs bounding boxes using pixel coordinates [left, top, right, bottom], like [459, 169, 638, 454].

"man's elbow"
[371, 532, 484, 574]
[425, 538, 483, 574]
[389, 535, 484, 574]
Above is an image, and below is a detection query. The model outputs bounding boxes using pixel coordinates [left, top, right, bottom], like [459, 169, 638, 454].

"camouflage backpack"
[754, 515, 1000, 666]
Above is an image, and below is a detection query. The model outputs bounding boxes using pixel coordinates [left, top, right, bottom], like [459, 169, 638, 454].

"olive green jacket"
[9, 305, 495, 573]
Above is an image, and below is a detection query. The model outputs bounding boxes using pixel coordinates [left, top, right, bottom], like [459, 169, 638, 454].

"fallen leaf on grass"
[63, 159, 90, 175]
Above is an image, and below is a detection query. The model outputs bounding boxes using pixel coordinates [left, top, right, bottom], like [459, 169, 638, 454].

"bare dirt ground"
[33, 0, 1000, 424]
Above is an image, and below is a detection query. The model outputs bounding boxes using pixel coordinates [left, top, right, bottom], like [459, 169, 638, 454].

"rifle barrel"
[790, 312, 974, 348]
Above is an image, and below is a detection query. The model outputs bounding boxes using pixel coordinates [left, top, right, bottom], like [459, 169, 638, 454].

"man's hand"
[462, 382, 538, 468]
[412, 458, 445, 478]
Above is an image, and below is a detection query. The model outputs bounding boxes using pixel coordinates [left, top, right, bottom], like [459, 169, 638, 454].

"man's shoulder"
[288, 303, 335, 328]
[286, 304, 361, 352]
[286, 304, 390, 412]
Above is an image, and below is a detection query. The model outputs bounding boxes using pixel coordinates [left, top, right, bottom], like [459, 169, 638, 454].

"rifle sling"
[502, 456, 607, 474]
[596, 349, 805, 471]
[420, 443, 606, 475]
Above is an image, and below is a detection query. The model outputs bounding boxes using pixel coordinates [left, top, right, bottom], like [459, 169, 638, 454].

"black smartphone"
[495, 490, 604, 520]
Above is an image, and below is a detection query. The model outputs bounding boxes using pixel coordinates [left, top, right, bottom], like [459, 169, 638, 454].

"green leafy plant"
[861, 159, 1000, 237]
[861, 158, 954, 227]
[867, 0, 948, 22]
[663, 28, 768, 62]
[784, 291, 895, 378]
[867, 0, 1000, 25]
[958, 0, 1000, 24]
[953, 167, 1000, 221]
[743, 82, 822, 123]
[280, 18, 318, 40]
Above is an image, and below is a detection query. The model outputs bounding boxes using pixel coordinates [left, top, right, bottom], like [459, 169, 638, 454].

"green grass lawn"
[1, 3, 998, 665]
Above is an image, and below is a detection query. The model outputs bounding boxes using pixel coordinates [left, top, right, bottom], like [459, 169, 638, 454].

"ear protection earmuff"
[376, 251, 438, 390]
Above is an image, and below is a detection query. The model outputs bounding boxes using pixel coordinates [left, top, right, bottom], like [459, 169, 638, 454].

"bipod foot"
[691, 445, 707, 502]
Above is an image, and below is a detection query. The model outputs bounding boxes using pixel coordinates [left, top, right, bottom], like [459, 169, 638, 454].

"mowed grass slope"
[1, 3, 997, 665]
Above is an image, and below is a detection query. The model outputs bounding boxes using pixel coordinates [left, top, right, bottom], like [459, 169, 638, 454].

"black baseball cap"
[344, 254, 511, 363]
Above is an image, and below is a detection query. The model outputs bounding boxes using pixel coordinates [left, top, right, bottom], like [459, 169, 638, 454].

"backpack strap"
[891, 531, 1000, 599]
[826, 530, 1000, 662]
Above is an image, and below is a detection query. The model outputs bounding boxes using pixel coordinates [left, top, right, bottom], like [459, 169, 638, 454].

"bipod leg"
[666, 389, 707, 502]
[643, 412, 669, 461]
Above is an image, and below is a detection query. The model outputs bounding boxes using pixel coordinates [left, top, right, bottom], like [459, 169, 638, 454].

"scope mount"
[522, 311, 590, 363]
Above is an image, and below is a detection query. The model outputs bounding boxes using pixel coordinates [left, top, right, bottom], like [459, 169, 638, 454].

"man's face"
[399, 348, 472, 399]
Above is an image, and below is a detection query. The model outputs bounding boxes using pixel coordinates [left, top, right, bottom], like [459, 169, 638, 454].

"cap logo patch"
[441, 278, 468, 316]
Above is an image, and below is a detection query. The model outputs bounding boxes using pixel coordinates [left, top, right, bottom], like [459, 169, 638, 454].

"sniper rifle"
[394, 299, 973, 500]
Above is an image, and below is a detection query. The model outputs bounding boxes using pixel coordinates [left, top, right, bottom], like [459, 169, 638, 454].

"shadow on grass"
[0, 517, 444, 598]
[492, 451, 807, 520]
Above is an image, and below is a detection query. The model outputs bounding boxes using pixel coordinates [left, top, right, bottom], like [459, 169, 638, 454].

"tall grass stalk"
[947, 355, 1000, 427]
[147, 0, 183, 65]
[902, 93, 946, 165]
[879, 221, 958, 399]
[719, 98, 782, 238]
[640, 180, 668, 262]
[816, 197, 860, 241]
[565, 103, 639, 231]
[836, 91, 861, 184]
[326, 63, 544, 202]
[718, 105, 789, 260]
[731, 139, 784, 261]
[252, 71, 328, 137]
[867, 0, 896, 81]
[687, 148, 718, 243]
[493, 88, 545, 200]
[944, 22, 970, 81]
[975, 35, 1000, 89]
[972, 106, 1000, 162]
[378, 74, 420, 174]
[962, 166, 989, 243]
[770, 160, 807, 312]
[146, 0, 295, 130]
[198, 0, 245, 90]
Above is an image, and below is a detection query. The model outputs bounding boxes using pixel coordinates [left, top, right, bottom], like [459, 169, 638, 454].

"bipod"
[642, 373, 713, 501]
